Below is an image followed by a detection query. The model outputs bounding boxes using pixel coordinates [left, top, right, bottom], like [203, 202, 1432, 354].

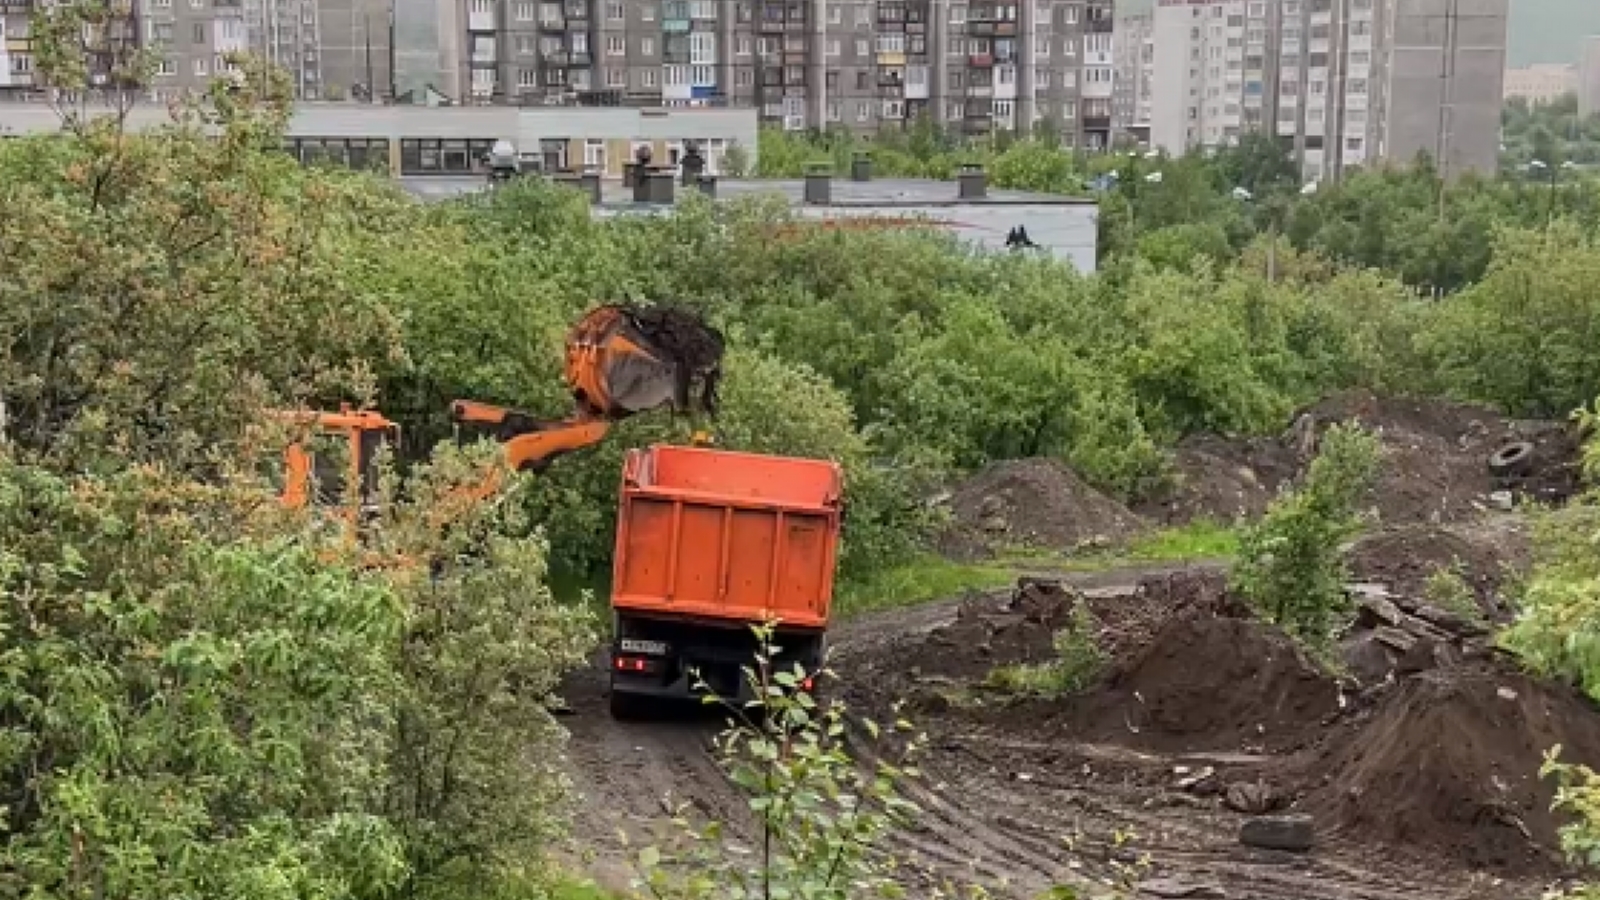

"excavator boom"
[449, 302, 725, 502]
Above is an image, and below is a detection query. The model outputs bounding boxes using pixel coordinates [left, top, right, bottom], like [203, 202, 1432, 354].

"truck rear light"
[614, 655, 657, 674]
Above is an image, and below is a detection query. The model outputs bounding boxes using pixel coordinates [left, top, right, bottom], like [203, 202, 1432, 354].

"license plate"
[620, 639, 668, 656]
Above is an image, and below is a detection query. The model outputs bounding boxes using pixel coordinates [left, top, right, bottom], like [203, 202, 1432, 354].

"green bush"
[1232, 423, 1383, 646]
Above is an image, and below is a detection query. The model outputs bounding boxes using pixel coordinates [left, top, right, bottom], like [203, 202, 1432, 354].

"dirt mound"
[1307, 668, 1600, 876]
[1135, 390, 1580, 528]
[1133, 433, 1298, 525]
[937, 458, 1148, 561]
[1344, 524, 1524, 618]
[1079, 612, 1343, 754]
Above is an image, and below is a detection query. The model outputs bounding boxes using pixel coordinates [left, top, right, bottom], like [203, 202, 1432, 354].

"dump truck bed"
[610, 444, 844, 630]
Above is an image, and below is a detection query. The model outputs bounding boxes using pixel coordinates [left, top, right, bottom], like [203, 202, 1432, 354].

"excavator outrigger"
[272, 303, 725, 524]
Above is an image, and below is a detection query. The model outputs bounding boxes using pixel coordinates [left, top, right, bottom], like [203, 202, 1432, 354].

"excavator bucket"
[566, 303, 725, 419]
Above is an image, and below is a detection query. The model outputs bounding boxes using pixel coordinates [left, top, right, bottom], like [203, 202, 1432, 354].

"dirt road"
[555, 561, 1545, 900]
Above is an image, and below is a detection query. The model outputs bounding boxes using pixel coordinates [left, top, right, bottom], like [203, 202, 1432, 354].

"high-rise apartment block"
[1111, 9, 1152, 139]
[1146, 0, 1507, 181]
[0, 0, 1117, 148]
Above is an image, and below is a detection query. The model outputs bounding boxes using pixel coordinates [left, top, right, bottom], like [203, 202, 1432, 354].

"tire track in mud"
[556, 561, 1543, 900]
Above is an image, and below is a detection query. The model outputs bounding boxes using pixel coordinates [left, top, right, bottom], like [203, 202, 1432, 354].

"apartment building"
[1503, 63, 1576, 105]
[1581, 35, 1600, 117]
[0, 0, 1116, 148]
[462, 0, 1116, 147]
[1376, 0, 1509, 179]
[1147, 0, 1506, 182]
[1112, 10, 1153, 140]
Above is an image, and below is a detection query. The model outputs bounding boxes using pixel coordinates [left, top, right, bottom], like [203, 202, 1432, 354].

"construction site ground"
[555, 392, 1598, 899]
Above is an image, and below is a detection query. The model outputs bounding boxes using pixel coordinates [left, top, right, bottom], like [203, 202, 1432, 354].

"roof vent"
[851, 150, 873, 182]
[640, 166, 676, 204]
[680, 141, 707, 185]
[957, 162, 987, 200]
[804, 162, 832, 205]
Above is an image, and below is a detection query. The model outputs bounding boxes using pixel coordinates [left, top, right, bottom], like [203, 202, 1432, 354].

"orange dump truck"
[606, 443, 845, 717]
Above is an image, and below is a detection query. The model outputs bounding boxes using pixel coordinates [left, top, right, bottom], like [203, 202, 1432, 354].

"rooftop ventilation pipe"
[803, 162, 832, 204]
[957, 162, 987, 200]
[851, 150, 873, 182]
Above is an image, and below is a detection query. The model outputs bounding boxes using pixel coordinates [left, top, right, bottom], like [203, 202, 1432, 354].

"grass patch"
[549, 881, 619, 900]
[834, 553, 1015, 618]
[835, 523, 1240, 619]
[984, 606, 1106, 699]
[1123, 519, 1240, 561]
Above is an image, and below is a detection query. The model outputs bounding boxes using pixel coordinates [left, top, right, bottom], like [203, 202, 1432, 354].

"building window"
[642, 68, 659, 87]
[640, 3, 655, 20]
[826, 38, 840, 56]
[876, 32, 904, 53]
[607, 1, 624, 18]
[827, 100, 841, 121]
[950, 3, 965, 24]
[856, 101, 870, 122]
[584, 139, 606, 169]
[641, 37, 655, 55]
[738, 35, 751, 55]
[882, 99, 904, 118]
[607, 36, 624, 55]
[606, 67, 625, 86]
[1347, 78, 1367, 95]
[193, 57, 207, 76]
[736, 69, 752, 86]
[994, 98, 1014, 117]
[515, 1, 533, 20]
[518, 68, 537, 86]
[828, 4, 841, 23]
[856, 38, 869, 57]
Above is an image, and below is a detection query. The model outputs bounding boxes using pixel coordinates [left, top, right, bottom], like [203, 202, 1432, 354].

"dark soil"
[1067, 611, 1344, 755]
[835, 565, 1600, 886]
[937, 458, 1149, 561]
[1306, 667, 1600, 877]
[1135, 390, 1581, 527]
[615, 303, 726, 412]
[1343, 524, 1526, 617]
[1134, 432, 1300, 525]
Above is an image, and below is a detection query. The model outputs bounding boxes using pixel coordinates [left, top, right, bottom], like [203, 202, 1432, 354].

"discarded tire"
[1488, 441, 1534, 478]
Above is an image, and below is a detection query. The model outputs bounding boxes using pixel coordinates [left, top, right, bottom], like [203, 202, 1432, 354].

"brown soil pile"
[1134, 433, 1300, 525]
[1307, 668, 1600, 876]
[1135, 390, 1581, 527]
[1344, 524, 1524, 618]
[1075, 611, 1344, 754]
[937, 458, 1148, 561]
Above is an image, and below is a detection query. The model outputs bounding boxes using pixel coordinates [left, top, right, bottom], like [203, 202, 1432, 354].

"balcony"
[783, 17, 807, 30]
[544, 49, 570, 65]
[758, 17, 785, 32]
[662, 17, 690, 32]
[1088, 16, 1112, 33]
[538, 17, 566, 31]
[965, 20, 994, 36]
[994, 20, 1016, 36]
[562, 2, 588, 21]
[968, 52, 993, 67]
[568, 50, 591, 65]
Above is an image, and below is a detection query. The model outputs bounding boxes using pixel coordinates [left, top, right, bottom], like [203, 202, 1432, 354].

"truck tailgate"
[611, 445, 844, 629]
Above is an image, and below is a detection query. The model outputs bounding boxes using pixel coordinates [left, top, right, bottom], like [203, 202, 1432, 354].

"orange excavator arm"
[444, 302, 725, 506]
[447, 399, 613, 505]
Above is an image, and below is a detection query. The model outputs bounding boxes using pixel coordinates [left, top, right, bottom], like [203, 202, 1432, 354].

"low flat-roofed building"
[400, 173, 1102, 274]
[0, 100, 758, 179]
